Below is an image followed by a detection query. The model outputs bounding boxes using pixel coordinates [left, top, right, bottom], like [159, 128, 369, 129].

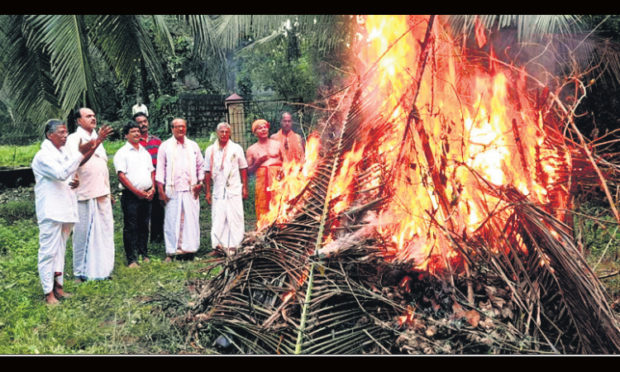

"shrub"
[0, 199, 35, 224]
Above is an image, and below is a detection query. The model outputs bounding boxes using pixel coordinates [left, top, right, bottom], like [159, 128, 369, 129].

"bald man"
[155, 118, 204, 261]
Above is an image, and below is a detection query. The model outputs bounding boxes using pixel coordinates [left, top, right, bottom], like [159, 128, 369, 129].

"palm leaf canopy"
[25, 15, 98, 115]
[0, 14, 175, 124]
[211, 14, 351, 53]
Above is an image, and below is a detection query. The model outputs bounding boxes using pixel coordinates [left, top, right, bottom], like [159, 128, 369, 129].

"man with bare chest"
[246, 119, 283, 224]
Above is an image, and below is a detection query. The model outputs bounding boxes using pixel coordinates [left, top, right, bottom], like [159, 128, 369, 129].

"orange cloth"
[255, 164, 282, 222]
[271, 129, 304, 164]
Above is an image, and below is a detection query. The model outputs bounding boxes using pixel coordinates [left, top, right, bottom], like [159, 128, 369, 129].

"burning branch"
[489, 53, 620, 227]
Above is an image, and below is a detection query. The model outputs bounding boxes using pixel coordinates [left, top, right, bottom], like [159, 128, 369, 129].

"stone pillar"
[225, 93, 246, 149]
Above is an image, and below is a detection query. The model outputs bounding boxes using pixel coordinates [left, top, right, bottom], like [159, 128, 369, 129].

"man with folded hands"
[156, 118, 204, 261]
[114, 121, 156, 268]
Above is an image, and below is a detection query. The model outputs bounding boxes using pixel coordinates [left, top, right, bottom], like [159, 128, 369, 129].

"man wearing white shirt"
[65, 107, 114, 281]
[156, 118, 204, 261]
[203, 122, 249, 255]
[32, 119, 97, 304]
[114, 121, 155, 268]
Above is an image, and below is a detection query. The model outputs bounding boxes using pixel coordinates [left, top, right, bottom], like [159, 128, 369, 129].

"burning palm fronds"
[179, 15, 620, 354]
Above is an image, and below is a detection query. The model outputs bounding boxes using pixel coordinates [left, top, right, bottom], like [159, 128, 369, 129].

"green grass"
[574, 201, 620, 299]
[0, 143, 40, 167]
[0, 205, 223, 354]
[0, 139, 257, 354]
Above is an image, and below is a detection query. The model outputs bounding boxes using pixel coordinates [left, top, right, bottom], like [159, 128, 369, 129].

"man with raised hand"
[65, 107, 115, 282]
[32, 119, 97, 304]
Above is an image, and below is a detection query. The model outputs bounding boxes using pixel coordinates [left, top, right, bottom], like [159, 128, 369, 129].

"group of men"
[32, 108, 114, 305]
[32, 108, 304, 305]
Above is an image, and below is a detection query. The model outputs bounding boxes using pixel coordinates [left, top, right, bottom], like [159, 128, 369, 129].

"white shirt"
[204, 140, 248, 200]
[31, 139, 84, 223]
[132, 103, 148, 116]
[156, 137, 204, 193]
[66, 126, 111, 200]
[113, 142, 155, 191]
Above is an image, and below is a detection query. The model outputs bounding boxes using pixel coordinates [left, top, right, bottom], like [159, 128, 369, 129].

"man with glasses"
[155, 118, 204, 261]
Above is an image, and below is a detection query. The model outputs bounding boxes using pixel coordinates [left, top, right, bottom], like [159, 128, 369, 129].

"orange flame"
[256, 15, 571, 276]
[256, 133, 322, 230]
[350, 15, 569, 273]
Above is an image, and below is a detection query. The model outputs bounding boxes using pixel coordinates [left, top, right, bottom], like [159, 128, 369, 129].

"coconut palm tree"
[0, 14, 353, 127]
[0, 14, 176, 125]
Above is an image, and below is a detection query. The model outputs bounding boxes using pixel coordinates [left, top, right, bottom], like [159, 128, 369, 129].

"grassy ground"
[0, 143, 40, 168]
[0, 138, 255, 354]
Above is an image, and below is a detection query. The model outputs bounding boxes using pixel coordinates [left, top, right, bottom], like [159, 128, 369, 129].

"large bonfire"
[179, 15, 620, 354]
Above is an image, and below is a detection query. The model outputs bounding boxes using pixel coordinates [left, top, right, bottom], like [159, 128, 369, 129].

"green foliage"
[0, 200, 35, 224]
[236, 35, 320, 102]
[148, 94, 179, 138]
[575, 201, 620, 259]
[0, 15, 352, 144]
[573, 201, 620, 301]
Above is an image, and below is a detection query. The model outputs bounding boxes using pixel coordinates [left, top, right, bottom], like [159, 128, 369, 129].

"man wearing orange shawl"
[270, 112, 304, 164]
[246, 119, 283, 224]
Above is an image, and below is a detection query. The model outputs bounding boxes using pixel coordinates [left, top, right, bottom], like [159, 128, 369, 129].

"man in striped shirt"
[135, 112, 165, 243]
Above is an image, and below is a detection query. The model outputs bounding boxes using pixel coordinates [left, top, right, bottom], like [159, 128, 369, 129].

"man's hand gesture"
[78, 139, 97, 155]
[97, 125, 113, 142]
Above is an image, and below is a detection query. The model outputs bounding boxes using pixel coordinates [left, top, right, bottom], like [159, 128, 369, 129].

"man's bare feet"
[164, 256, 172, 263]
[128, 262, 139, 268]
[45, 292, 59, 305]
[53, 284, 72, 299]
[143, 257, 150, 263]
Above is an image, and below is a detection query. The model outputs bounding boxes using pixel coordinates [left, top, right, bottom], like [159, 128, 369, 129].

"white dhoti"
[38, 220, 73, 294]
[164, 190, 200, 255]
[73, 196, 115, 280]
[211, 194, 244, 249]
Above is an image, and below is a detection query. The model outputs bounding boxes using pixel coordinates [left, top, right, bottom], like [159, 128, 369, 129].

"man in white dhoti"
[32, 119, 98, 304]
[203, 122, 249, 255]
[66, 107, 115, 281]
[156, 118, 204, 262]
